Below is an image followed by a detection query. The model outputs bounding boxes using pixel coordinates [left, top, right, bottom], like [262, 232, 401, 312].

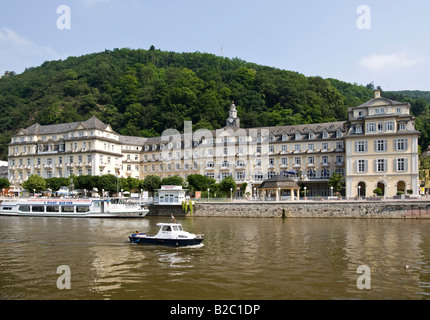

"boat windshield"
[172, 225, 183, 231]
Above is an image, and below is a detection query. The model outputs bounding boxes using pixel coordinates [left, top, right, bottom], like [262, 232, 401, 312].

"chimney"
[374, 89, 381, 98]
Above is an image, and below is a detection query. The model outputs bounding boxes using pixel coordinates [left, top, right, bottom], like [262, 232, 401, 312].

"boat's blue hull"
[129, 235, 203, 247]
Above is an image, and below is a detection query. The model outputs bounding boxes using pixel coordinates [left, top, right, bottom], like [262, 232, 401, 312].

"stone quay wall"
[191, 200, 430, 218]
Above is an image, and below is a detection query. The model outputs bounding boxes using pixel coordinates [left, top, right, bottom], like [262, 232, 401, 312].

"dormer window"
[309, 132, 315, 139]
[356, 125, 362, 134]
[336, 129, 342, 138]
[295, 132, 301, 140]
[322, 130, 328, 139]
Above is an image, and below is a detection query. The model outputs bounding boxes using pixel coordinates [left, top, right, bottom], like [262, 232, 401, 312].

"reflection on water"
[0, 216, 429, 300]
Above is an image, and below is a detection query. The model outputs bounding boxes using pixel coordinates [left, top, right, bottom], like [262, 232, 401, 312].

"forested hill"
[0, 47, 429, 160]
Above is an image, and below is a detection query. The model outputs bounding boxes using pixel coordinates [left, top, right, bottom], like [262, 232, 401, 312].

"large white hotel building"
[7, 90, 420, 199]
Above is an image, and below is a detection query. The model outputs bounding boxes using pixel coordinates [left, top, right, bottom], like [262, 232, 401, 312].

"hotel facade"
[7, 90, 421, 199]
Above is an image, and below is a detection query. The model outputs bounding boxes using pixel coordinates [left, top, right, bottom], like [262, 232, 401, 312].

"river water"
[0, 216, 429, 300]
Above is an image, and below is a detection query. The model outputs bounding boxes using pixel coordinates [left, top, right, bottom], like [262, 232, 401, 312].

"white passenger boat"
[0, 198, 149, 218]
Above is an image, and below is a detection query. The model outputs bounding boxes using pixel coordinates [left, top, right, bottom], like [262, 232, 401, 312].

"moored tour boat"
[0, 198, 149, 218]
[129, 222, 204, 247]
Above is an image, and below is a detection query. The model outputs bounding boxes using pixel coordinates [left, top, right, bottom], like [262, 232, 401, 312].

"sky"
[0, 0, 429, 91]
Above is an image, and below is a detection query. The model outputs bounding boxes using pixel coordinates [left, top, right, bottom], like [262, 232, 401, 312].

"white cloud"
[359, 52, 420, 70]
[0, 27, 67, 75]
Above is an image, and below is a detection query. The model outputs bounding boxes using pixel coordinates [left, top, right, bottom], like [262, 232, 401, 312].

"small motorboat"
[129, 223, 204, 247]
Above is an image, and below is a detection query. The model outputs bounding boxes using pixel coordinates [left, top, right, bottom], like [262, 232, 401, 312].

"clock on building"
[226, 102, 240, 128]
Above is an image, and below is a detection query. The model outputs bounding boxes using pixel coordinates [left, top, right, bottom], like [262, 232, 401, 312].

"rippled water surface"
[0, 216, 429, 300]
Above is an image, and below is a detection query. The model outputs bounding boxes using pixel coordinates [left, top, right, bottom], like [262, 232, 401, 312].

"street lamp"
[230, 188, 233, 201]
[207, 188, 210, 202]
[330, 186, 333, 198]
[33, 189, 36, 198]
[304, 186, 307, 200]
[358, 185, 361, 199]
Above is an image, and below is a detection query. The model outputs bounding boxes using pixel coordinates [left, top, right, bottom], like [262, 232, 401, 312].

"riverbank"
[187, 199, 430, 218]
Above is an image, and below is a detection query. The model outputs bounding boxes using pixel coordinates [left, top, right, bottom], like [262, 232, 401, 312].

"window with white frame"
[375, 140, 387, 152]
[396, 158, 408, 171]
[357, 159, 368, 173]
[367, 123, 376, 133]
[236, 171, 244, 180]
[376, 159, 387, 172]
[385, 121, 395, 131]
[394, 138, 408, 151]
[355, 141, 368, 153]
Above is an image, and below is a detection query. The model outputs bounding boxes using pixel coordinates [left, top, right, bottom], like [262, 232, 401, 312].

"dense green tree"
[186, 174, 216, 192]
[142, 174, 161, 195]
[161, 175, 184, 187]
[45, 177, 70, 191]
[0, 177, 10, 189]
[219, 176, 237, 197]
[22, 174, 46, 193]
[327, 173, 344, 194]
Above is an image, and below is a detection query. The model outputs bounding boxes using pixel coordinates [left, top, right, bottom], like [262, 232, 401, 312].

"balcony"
[66, 163, 74, 168]
[43, 164, 53, 169]
[321, 162, 330, 167]
[99, 162, 106, 168]
[75, 162, 83, 168]
[55, 163, 63, 169]
[84, 162, 92, 167]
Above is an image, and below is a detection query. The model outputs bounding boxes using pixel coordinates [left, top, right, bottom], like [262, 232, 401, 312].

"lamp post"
[33, 189, 36, 198]
[304, 186, 307, 201]
[358, 185, 361, 200]
[207, 188, 210, 202]
[230, 188, 233, 201]
[330, 186, 333, 199]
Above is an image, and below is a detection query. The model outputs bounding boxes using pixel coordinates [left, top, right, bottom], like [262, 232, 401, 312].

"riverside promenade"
[190, 198, 430, 218]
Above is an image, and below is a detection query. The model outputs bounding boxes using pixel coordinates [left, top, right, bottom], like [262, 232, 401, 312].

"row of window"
[355, 158, 409, 173]
[143, 129, 344, 152]
[204, 169, 345, 181]
[11, 130, 118, 143]
[142, 155, 345, 173]
[355, 122, 407, 133]
[354, 138, 408, 153]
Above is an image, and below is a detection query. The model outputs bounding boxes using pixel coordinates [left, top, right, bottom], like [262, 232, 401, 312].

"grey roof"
[20, 116, 111, 135]
[258, 175, 300, 189]
[347, 97, 408, 112]
[140, 120, 346, 148]
[119, 135, 148, 145]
